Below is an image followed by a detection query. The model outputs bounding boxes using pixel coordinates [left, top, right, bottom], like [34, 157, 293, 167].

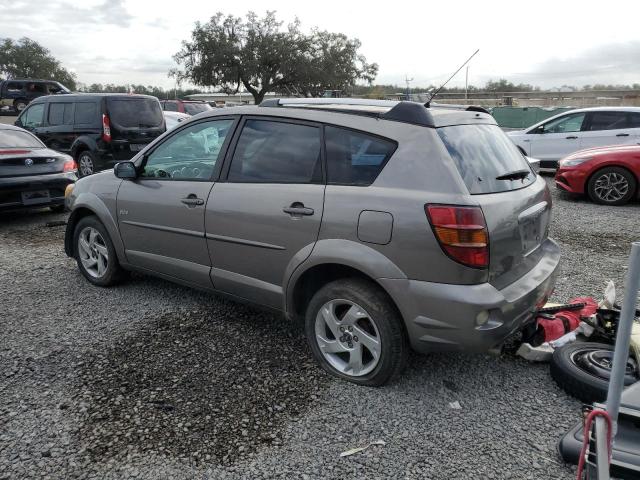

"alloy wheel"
[78, 154, 94, 176]
[314, 299, 381, 377]
[593, 172, 629, 202]
[78, 226, 109, 278]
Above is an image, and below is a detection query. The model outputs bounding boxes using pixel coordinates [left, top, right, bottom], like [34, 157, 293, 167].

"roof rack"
[260, 98, 436, 127]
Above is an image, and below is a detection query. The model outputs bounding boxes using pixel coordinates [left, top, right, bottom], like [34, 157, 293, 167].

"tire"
[14, 99, 28, 113]
[76, 150, 97, 178]
[305, 278, 408, 386]
[587, 166, 636, 206]
[73, 216, 126, 287]
[550, 342, 639, 404]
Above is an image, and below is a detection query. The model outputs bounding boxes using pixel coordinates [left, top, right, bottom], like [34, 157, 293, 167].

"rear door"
[580, 111, 637, 150]
[438, 124, 552, 289]
[528, 112, 586, 162]
[117, 117, 236, 286]
[205, 117, 325, 309]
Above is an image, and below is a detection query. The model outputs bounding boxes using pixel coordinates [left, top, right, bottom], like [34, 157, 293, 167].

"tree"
[172, 11, 377, 104]
[0, 37, 77, 89]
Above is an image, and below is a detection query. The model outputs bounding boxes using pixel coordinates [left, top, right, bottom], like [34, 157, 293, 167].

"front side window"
[587, 111, 629, 131]
[74, 102, 98, 125]
[6, 82, 24, 92]
[541, 113, 586, 134]
[48, 103, 74, 126]
[325, 126, 396, 186]
[228, 120, 321, 183]
[22, 103, 45, 128]
[141, 119, 234, 181]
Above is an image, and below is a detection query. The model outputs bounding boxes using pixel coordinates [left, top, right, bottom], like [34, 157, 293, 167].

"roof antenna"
[425, 49, 479, 108]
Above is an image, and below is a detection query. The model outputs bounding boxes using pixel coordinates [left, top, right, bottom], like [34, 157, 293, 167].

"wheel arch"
[70, 137, 98, 159]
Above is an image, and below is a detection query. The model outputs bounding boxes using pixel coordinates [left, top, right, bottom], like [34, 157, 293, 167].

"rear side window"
[438, 124, 535, 194]
[325, 126, 396, 186]
[75, 102, 98, 125]
[588, 111, 629, 131]
[107, 98, 163, 128]
[630, 113, 640, 128]
[228, 119, 321, 183]
[48, 103, 74, 126]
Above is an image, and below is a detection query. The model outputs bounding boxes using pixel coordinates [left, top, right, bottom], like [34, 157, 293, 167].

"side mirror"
[114, 161, 137, 179]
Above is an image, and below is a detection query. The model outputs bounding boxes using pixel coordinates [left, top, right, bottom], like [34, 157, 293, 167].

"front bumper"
[380, 238, 561, 354]
[0, 172, 76, 210]
[555, 167, 587, 195]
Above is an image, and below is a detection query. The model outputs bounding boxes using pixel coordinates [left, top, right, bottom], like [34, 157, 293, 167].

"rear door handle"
[181, 194, 204, 207]
[565, 136, 578, 139]
[616, 133, 630, 137]
[283, 203, 314, 216]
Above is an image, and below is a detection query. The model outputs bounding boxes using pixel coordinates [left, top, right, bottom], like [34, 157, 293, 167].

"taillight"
[102, 114, 111, 142]
[425, 205, 489, 269]
[63, 158, 77, 172]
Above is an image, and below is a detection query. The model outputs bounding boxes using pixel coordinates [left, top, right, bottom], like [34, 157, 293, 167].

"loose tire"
[587, 166, 636, 206]
[550, 342, 639, 403]
[76, 150, 97, 178]
[305, 278, 408, 386]
[73, 216, 126, 286]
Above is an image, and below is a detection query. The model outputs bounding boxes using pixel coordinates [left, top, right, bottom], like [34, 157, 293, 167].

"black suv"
[15, 94, 166, 177]
[0, 79, 70, 113]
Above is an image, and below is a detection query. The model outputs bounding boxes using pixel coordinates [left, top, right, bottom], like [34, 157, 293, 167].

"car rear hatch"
[437, 123, 552, 289]
[106, 97, 165, 154]
[0, 149, 68, 177]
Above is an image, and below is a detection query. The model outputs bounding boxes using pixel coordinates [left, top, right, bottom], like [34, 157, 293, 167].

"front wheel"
[587, 166, 636, 205]
[305, 278, 408, 386]
[73, 216, 126, 286]
[76, 151, 97, 178]
[14, 100, 27, 112]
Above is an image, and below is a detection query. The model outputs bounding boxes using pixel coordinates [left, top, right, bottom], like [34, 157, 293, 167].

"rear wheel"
[77, 151, 97, 178]
[305, 278, 408, 386]
[587, 166, 636, 205]
[73, 216, 126, 286]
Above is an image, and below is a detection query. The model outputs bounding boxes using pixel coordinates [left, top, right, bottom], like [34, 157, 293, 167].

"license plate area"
[21, 190, 50, 205]
[130, 144, 146, 152]
[518, 202, 548, 256]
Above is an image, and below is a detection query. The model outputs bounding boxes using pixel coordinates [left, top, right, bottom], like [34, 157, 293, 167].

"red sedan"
[555, 144, 640, 205]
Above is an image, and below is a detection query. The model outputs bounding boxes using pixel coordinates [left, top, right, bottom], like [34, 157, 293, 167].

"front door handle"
[283, 202, 314, 216]
[565, 135, 578, 139]
[616, 133, 630, 137]
[181, 194, 204, 207]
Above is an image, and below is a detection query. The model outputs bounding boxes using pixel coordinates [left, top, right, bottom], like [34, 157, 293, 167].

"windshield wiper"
[495, 169, 531, 181]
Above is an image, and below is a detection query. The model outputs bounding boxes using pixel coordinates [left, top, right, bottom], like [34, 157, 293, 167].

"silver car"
[64, 99, 560, 386]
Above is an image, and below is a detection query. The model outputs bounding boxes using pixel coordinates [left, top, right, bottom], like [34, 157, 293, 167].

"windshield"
[0, 130, 44, 149]
[183, 103, 212, 115]
[107, 98, 164, 128]
[437, 124, 535, 194]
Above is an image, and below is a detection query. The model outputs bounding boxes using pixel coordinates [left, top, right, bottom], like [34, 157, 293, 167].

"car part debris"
[340, 440, 386, 457]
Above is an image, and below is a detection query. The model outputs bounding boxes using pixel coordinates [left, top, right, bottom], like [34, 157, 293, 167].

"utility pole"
[404, 75, 414, 101]
[465, 66, 469, 102]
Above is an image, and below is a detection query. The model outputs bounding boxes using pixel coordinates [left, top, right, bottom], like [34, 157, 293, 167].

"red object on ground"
[576, 409, 612, 479]
[537, 297, 598, 343]
[555, 144, 640, 195]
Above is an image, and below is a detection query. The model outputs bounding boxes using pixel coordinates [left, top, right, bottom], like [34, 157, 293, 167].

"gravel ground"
[1, 177, 638, 479]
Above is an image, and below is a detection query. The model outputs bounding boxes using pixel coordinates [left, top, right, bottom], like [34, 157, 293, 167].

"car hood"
[562, 144, 640, 160]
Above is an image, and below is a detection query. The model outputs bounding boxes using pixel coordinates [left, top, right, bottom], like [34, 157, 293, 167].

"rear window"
[107, 98, 163, 128]
[438, 124, 535, 194]
[183, 102, 211, 115]
[0, 130, 44, 148]
[74, 102, 98, 125]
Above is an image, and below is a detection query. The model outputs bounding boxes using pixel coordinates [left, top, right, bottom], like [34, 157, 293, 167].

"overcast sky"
[2, 0, 639, 90]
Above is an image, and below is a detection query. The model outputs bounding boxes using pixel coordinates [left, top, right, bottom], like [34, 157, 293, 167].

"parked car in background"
[64, 98, 559, 386]
[555, 144, 640, 205]
[164, 111, 190, 130]
[160, 99, 213, 116]
[0, 79, 71, 113]
[15, 93, 166, 177]
[0, 123, 76, 211]
[507, 107, 640, 170]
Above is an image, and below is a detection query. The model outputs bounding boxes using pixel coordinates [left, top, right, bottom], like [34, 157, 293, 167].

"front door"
[206, 117, 325, 309]
[529, 112, 586, 162]
[117, 117, 236, 287]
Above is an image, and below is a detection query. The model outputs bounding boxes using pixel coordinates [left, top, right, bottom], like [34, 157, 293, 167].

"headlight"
[559, 157, 590, 167]
[64, 183, 75, 198]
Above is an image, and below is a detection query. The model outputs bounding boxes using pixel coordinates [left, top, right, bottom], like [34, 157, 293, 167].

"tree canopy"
[172, 11, 377, 103]
[0, 37, 77, 90]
